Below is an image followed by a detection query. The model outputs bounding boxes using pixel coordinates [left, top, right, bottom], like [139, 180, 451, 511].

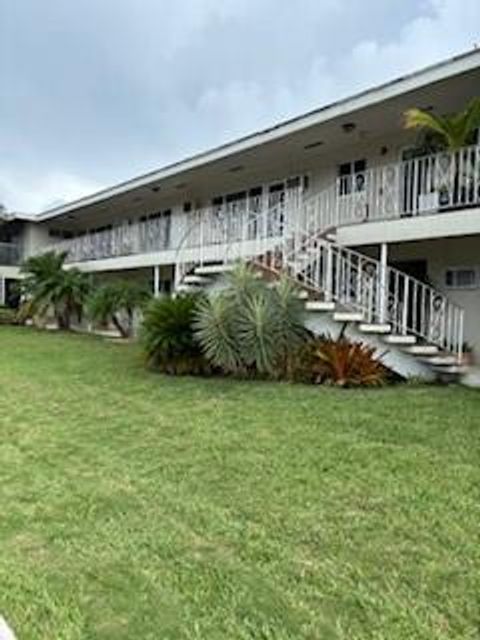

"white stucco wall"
[20, 223, 51, 259]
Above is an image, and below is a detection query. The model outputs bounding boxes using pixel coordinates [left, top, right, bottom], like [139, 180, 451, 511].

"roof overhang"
[37, 47, 480, 223]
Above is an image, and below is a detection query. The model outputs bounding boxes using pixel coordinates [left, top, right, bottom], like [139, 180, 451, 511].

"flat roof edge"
[37, 47, 480, 221]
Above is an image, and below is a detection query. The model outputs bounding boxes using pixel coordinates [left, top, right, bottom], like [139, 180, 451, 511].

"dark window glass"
[226, 191, 247, 203]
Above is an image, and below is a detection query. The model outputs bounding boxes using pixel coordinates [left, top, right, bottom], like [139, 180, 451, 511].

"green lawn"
[0, 327, 479, 639]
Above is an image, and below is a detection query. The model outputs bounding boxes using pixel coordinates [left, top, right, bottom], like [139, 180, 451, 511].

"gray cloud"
[1, 0, 479, 212]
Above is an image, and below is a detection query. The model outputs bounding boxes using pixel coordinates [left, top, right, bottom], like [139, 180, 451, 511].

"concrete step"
[333, 311, 364, 322]
[433, 365, 467, 377]
[305, 300, 335, 312]
[296, 290, 310, 300]
[176, 284, 199, 293]
[195, 263, 235, 276]
[358, 323, 392, 334]
[384, 334, 417, 345]
[183, 274, 211, 285]
[405, 344, 439, 356]
[424, 355, 460, 367]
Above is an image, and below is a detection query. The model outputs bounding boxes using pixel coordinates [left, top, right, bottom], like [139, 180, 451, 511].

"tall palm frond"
[19, 250, 90, 328]
[404, 97, 480, 150]
[194, 265, 308, 377]
[194, 294, 243, 374]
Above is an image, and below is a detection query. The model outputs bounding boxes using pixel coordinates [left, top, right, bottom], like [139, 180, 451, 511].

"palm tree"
[404, 97, 480, 151]
[19, 251, 91, 330]
[88, 281, 150, 338]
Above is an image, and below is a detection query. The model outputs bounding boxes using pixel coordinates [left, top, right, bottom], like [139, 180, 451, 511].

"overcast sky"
[1, 0, 479, 213]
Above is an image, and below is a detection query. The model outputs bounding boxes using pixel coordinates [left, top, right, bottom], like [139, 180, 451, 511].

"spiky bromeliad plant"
[88, 280, 151, 338]
[141, 294, 208, 375]
[194, 263, 307, 377]
[291, 329, 388, 388]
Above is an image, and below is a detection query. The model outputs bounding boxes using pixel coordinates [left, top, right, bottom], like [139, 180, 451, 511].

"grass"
[0, 327, 479, 639]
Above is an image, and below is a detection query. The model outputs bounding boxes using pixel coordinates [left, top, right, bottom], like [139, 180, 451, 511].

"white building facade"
[2, 50, 480, 377]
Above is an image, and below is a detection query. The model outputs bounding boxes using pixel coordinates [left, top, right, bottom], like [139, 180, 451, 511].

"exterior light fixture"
[342, 122, 356, 133]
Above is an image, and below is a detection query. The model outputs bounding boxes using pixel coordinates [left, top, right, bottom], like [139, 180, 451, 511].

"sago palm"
[404, 97, 480, 151]
[141, 294, 207, 374]
[19, 251, 90, 329]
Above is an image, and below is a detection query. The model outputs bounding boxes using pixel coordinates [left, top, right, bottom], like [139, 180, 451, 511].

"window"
[445, 267, 478, 289]
[338, 158, 367, 196]
[225, 191, 247, 203]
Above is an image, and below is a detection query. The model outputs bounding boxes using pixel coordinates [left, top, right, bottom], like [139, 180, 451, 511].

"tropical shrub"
[194, 263, 307, 377]
[141, 294, 209, 375]
[404, 97, 480, 151]
[0, 306, 17, 325]
[290, 332, 388, 388]
[88, 281, 150, 338]
[19, 251, 91, 329]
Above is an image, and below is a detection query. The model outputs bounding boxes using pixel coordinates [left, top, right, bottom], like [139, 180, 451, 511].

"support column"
[379, 243, 388, 324]
[153, 265, 161, 298]
[0, 276, 5, 306]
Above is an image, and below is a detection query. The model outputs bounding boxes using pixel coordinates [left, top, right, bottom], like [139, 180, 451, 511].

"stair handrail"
[281, 232, 464, 358]
[174, 193, 303, 286]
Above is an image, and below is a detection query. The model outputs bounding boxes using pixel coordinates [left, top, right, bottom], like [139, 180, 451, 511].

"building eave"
[36, 47, 480, 222]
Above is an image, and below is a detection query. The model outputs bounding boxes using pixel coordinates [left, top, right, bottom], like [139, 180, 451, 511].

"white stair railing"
[174, 192, 300, 281]
[282, 234, 464, 358]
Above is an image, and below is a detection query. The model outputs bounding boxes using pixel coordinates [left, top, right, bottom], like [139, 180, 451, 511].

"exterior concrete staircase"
[178, 260, 464, 381]
[175, 189, 465, 381]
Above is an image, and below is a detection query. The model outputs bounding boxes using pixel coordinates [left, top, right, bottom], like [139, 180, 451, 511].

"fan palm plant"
[194, 264, 307, 377]
[88, 281, 150, 338]
[19, 251, 91, 329]
[404, 97, 480, 151]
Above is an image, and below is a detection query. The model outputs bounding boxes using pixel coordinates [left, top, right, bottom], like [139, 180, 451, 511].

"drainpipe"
[153, 265, 160, 298]
[379, 243, 388, 324]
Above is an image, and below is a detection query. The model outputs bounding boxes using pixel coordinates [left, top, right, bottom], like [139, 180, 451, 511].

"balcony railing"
[0, 243, 20, 266]
[45, 215, 172, 263]
[334, 144, 480, 225]
[44, 144, 480, 264]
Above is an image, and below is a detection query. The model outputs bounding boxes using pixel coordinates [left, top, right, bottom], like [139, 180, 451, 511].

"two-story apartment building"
[1, 49, 480, 378]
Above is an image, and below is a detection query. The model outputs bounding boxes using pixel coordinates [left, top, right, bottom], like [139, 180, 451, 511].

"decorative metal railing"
[43, 143, 480, 265]
[0, 242, 20, 266]
[279, 235, 464, 357]
[42, 215, 172, 263]
[335, 144, 480, 224]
